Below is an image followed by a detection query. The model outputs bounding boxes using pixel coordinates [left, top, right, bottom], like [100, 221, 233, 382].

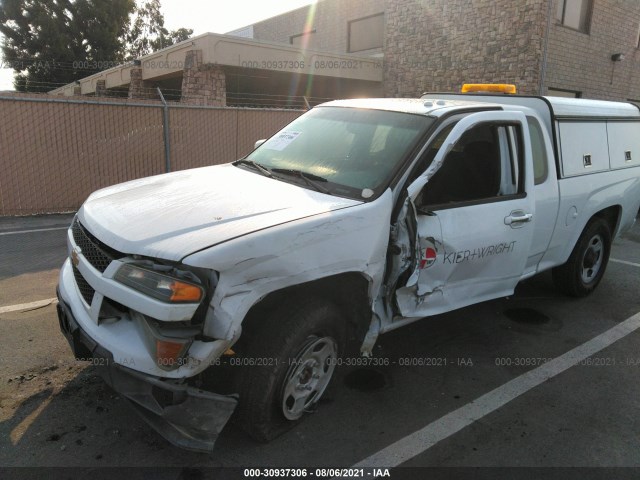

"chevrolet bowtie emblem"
[71, 247, 81, 267]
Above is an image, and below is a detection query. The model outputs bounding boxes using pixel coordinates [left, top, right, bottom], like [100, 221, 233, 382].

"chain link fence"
[0, 93, 303, 216]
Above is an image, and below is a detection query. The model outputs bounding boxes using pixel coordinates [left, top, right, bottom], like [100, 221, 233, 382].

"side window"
[526, 117, 549, 185]
[499, 126, 520, 196]
[419, 123, 524, 208]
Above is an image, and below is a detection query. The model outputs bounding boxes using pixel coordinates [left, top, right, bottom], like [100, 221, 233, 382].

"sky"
[0, 0, 315, 91]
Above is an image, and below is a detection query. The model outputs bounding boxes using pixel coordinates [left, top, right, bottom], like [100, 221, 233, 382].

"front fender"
[183, 190, 394, 343]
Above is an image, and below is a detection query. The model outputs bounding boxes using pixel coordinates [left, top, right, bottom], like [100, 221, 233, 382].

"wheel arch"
[240, 272, 373, 351]
[593, 204, 622, 238]
[555, 203, 622, 267]
[565, 204, 620, 262]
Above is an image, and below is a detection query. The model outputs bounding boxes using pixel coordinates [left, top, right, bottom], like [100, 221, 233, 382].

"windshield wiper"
[233, 159, 274, 178]
[270, 168, 332, 195]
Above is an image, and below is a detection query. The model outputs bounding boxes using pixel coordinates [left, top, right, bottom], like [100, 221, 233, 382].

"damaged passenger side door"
[394, 111, 535, 319]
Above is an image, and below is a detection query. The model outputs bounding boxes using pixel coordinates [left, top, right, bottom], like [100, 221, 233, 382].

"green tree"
[0, 0, 193, 92]
[0, 0, 135, 92]
[126, 0, 193, 60]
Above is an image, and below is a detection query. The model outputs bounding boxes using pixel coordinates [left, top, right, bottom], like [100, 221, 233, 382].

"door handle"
[504, 211, 533, 227]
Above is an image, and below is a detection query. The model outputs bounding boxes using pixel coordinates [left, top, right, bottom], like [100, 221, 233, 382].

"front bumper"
[56, 288, 237, 452]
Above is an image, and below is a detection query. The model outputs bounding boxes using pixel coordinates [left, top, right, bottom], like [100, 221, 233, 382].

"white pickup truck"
[57, 87, 640, 451]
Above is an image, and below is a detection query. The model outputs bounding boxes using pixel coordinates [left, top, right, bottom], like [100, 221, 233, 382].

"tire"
[233, 297, 345, 442]
[552, 217, 612, 297]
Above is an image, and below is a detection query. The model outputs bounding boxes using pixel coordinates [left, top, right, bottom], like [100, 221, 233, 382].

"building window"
[290, 30, 316, 48]
[547, 87, 582, 98]
[348, 13, 384, 53]
[556, 0, 592, 33]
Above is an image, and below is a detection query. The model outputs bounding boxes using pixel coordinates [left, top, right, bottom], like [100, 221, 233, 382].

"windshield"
[242, 106, 434, 199]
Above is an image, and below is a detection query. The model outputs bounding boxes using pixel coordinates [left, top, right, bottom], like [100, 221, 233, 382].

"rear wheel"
[552, 218, 612, 297]
[233, 298, 345, 442]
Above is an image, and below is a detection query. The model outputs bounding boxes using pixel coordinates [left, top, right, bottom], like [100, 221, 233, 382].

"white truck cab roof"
[321, 98, 502, 118]
[324, 94, 640, 121]
[321, 95, 640, 124]
[419, 92, 640, 142]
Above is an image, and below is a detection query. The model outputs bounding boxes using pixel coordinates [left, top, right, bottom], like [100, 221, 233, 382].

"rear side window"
[527, 117, 549, 185]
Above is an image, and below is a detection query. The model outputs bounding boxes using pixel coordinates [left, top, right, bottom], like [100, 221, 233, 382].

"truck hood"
[78, 164, 362, 261]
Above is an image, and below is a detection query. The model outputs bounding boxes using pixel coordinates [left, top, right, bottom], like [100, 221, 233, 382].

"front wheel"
[552, 218, 612, 297]
[233, 298, 345, 442]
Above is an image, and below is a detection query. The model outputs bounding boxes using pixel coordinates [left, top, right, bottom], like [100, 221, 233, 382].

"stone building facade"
[383, 0, 548, 96]
[180, 50, 226, 106]
[128, 65, 159, 100]
[234, 0, 640, 101]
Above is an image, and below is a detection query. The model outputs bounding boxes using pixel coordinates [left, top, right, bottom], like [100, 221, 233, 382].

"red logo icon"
[420, 247, 437, 269]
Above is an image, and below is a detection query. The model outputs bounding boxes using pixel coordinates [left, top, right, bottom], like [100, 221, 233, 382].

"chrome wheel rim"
[281, 336, 337, 421]
[581, 234, 604, 284]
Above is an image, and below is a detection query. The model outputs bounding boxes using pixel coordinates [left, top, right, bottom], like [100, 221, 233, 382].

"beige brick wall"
[250, 0, 386, 55]
[383, 0, 548, 97]
[545, 0, 640, 101]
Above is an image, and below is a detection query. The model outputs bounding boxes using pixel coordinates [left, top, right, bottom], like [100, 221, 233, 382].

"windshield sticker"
[267, 131, 302, 151]
[361, 188, 374, 199]
[443, 241, 516, 265]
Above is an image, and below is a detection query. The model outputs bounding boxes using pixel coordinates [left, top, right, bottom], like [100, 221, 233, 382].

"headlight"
[114, 264, 204, 303]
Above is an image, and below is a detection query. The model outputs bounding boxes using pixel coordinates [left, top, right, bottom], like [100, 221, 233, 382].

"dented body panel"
[182, 190, 393, 346]
[80, 164, 361, 261]
[57, 94, 640, 450]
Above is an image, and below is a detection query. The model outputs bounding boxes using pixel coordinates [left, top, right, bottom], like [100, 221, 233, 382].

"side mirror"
[254, 139, 266, 149]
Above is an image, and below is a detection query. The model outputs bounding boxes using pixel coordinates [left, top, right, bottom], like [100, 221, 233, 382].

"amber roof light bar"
[461, 83, 517, 94]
